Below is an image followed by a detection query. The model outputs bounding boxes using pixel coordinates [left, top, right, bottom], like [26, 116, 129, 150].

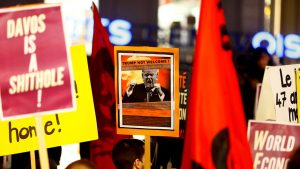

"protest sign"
[0, 4, 75, 119]
[0, 45, 98, 156]
[256, 65, 300, 122]
[115, 46, 179, 137]
[178, 63, 191, 137]
[248, 120, 300, 169]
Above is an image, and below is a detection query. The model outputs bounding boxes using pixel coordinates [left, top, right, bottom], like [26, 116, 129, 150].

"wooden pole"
[35, 116, 50, 169]
[30, 151, 36, 169]
[144, 136, 151, 169]
[3, 155, 12, 169]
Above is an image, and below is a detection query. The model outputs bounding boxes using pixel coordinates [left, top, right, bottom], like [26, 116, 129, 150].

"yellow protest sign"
[0, 45, 98, 156]
[297, 70, 300, 123]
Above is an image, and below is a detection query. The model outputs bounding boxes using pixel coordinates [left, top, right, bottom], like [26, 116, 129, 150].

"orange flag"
[89, 3, 129, 168]
[181, 0, 253, 168]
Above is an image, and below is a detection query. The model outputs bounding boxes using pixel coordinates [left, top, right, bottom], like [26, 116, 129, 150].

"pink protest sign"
[0, 4, 75, 119]
[248, 120, 300, 169]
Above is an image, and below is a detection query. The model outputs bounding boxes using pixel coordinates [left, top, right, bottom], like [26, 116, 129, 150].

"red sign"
[248, 120, 300, 169]
[0, 4, 75, 119]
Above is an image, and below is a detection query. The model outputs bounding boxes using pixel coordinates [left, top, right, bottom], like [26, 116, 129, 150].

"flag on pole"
[181, 0, 253, 168]
[89, 3, 129, 168]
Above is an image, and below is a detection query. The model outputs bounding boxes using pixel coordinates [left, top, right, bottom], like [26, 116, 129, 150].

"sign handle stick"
[30, 151, 36, 169]
[3, 155, 12, 169]
[35, 115, 50, 169]
[144, 135, 151, 169]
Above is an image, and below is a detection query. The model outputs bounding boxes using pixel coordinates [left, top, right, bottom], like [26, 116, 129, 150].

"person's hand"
[126, 80, 136, 96]
[151, 83, 165, 101]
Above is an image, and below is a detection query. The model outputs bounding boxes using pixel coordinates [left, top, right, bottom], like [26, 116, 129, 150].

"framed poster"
[115, 46, 179, 137]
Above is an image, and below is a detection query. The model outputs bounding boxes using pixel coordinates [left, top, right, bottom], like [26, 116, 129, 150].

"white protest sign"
[256, 65, 300, 123]
[268, 65, 300, 122]
[255, 67, 276, 121]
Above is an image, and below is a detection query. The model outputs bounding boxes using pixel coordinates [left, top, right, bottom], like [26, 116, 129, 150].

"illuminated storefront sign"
[65, 16, 132, 52]
[101, 18, 132, 46]
[252, 31, 300, 59]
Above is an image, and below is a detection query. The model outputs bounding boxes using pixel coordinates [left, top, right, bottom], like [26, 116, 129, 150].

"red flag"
[181, 0, 253, 168]
[89, 3, 129, 168]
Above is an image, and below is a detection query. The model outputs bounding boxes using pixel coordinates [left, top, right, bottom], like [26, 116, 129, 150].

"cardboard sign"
[256, 65, 300, 122]
[254, 83, 262, 116]
[0, 4, 75, 119]
[178, 63, 191, 138]
[248, 120, 300, 169]
[115, 46, 179, 137]
[0, 45, 98, 156]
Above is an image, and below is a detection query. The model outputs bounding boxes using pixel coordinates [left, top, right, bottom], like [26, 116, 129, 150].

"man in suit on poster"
[122, 69, 170, 103]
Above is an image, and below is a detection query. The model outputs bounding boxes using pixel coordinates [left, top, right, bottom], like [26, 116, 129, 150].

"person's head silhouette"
[112, 139, 145, 169]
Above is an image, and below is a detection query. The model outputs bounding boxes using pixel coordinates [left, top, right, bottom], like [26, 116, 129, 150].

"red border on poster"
[0, 4, 76, 119]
